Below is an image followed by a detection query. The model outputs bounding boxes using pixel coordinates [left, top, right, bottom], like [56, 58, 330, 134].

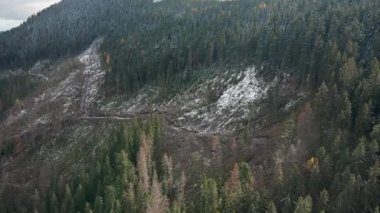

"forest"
[0, 0, 379, 212]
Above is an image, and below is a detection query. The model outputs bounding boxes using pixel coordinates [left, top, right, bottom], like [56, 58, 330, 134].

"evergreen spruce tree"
[339, 57, 358, 88]
[115, 150, 136, 188]
[32, 189, 41, 213]
[266, 201, 277, 213]
[369, 58, 380, 86]
[293, 195, 312, 213]
[162, 153, 174, 196]
[60, 184, 74, 213]
[74, 184, 86, 211]
[105, 186, 117, 213]
[313, 82, 330, 122]
[338, 92, 352, 128]
[84, 202, 93, 213]
[94, 196, 104, 213]
[318, 189, 329, 212]
[355, 103, 371, 136]
[200, 176, 219, 213]
[49, 193, 59, 213]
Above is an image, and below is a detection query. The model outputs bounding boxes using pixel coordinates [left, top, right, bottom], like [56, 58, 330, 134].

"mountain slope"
[1, 0, 380, 212]
[0, 38, 286, 212]
[0, 0, 153, 69]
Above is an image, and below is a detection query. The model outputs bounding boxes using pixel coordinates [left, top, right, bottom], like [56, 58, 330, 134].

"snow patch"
[18, 110, 27, 117]
[164, 65, 269, 133]
[217, 67, 264, 111]
[184, 110, 198, 117]
[1, 39, 106, 134]
[32, 115, 49, 127]
[78, 38, 105, 115]
[34, 93, 46, 104]
[98, 65, 271, 133]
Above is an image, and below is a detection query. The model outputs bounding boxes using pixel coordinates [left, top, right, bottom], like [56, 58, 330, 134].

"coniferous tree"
[93, 196, 104, 213]
[318, 189, 329, 212]
[266, 201, 277, 213]
[339, 57, 358, 88]
[369, 58, 380, 86]
[137, 135, 151, 194]
[355, 103, 371, 136]
[60, 184, 74, 213]
[84, 202, 93, 213]
[147, 172, 169, 213]
[199, 176, 219, 213]
[115, 150, 136, 188]
[162, 154, 174, 196]
[32, 189, 41, 213]
[104, 186, 117, 213]
[293, 195, 312, 213]
[49, 193, 59, 213]
[338, 92, 352, 128]
[314, 82, 330, 122]
[74, 184, 85, 211]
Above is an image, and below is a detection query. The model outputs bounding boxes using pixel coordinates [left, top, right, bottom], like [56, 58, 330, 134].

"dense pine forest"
[0, 0, 380, 212]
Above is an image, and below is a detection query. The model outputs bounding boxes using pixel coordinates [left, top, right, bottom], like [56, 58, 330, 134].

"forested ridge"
[0, 0, 149, 69]
[0, 0, 380, 212]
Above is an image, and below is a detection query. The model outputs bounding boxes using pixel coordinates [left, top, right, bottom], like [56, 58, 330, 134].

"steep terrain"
[0, 38, 292, 212]
[0, 40, 110, 203]
[1, 0, 380, 212]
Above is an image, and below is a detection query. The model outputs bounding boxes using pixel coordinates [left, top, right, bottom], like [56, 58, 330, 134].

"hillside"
[1, 0, 380, 213]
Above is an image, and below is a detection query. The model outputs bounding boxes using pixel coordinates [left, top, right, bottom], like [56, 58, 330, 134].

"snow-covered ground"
[171, 66, 269, 133]
[78, 38, 105, 115]
[1, 38, 286, 138]
[217, 67, 264, 110]
[2, 39, 105, 133]
[101, 65, 271, 133]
